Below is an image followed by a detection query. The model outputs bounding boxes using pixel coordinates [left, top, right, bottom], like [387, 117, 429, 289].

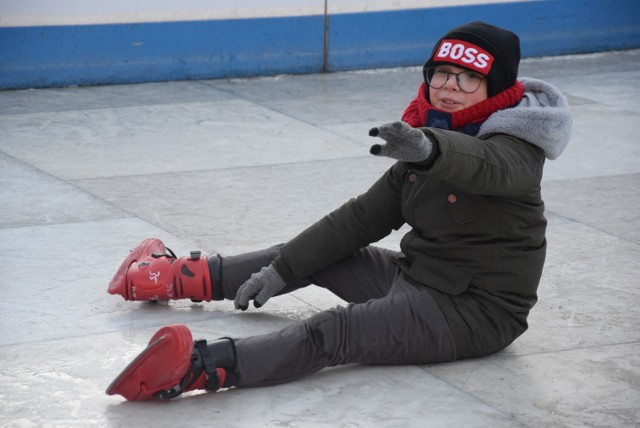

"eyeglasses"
[424, 67, 485, 93]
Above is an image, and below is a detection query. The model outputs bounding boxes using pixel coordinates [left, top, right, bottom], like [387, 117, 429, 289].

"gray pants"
[218, 245, 456, 387]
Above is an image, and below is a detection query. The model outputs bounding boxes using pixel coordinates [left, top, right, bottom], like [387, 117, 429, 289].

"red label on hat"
[433, 39, 494, 74]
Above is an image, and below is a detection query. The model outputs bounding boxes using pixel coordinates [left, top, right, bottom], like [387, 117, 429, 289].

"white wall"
[0, 0, 528, 26]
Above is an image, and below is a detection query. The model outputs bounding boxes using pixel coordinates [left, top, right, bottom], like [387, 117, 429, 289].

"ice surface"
[1, 49, 639, 427]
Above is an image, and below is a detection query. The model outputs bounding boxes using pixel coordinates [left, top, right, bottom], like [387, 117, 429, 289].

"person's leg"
[219, 245, 402, 304]
[306, 246, 401, 303]
[110, 237, 400, 304]
[232, 271, 457, 387]
[106, 265, 456, 400]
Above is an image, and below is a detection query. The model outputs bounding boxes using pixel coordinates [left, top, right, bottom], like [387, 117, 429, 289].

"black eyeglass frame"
[423, 66, 485, 94]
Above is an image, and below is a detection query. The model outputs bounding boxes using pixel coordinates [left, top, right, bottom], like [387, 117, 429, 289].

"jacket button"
[408, 173, 417, 182]
[447, 194, 457, 203]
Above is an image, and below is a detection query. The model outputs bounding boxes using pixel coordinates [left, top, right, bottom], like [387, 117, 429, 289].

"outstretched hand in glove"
[369, 121, 433, 162]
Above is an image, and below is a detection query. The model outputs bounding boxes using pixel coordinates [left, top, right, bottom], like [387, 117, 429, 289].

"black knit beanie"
[423, 21, 521, 97]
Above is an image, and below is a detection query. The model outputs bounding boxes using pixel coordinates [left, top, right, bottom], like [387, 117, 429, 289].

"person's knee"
[304, 307, 348, 364]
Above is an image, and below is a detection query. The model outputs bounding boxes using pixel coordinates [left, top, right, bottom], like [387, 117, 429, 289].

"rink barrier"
[1, 0, 639, 89]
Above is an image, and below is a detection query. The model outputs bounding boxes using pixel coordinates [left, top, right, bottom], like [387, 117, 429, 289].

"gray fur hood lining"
[479, 77, 573, 160]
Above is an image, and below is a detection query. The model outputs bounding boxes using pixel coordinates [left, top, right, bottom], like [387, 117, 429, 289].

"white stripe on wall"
[0, 0, 534, 27]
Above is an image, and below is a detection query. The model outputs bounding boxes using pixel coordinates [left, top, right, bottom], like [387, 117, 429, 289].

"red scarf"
[401, 81, 524, 135]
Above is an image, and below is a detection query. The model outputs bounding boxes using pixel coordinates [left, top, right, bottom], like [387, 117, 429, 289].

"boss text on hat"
[434, 39, 494, 74]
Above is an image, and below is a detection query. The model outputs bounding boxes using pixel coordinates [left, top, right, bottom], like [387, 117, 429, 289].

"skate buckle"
[154, 384, 183, 400]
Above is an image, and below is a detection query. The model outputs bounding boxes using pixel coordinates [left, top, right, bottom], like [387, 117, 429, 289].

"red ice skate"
[108, 238, 216, 302]
[106, 324, 226, 400]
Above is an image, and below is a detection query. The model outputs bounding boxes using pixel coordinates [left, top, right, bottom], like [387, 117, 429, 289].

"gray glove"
[369, 121, 433, 162]
[234, 264, 286, 310]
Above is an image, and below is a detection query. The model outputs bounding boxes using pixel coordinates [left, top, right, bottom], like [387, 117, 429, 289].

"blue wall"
[329, 0, 640, 70]
[1, 0, 639, 89]
[1, 16, 325, 88]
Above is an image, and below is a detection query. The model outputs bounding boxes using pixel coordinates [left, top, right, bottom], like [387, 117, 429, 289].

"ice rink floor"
[1, 49, 639, 427]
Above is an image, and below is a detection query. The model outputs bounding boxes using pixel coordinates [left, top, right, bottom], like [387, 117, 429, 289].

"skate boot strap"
[154, 340, 220, 399]
[152, 246, 176, 259]
[194, 340, 222, 391]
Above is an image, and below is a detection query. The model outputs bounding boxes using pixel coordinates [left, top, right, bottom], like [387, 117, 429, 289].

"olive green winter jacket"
[272, 78, 573, 359]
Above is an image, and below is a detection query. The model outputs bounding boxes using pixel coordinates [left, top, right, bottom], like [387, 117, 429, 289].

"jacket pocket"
[409, 254, 473, 295]
[441, 182, 477, 225]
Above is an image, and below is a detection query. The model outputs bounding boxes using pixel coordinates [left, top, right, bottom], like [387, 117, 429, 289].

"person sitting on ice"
[106, 21, 572, 401]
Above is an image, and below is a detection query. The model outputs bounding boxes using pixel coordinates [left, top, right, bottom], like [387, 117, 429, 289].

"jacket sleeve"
[417, 128, 545, 196]
[273, 163, 407, 284]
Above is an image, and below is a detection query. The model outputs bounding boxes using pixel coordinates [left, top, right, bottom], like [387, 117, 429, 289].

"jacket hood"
[478, 77, 573, 159]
